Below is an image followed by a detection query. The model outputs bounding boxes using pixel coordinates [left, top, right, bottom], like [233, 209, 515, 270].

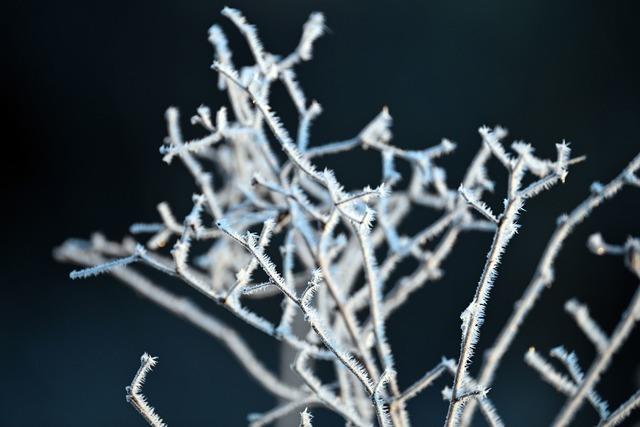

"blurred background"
[3, 0, 640, 425]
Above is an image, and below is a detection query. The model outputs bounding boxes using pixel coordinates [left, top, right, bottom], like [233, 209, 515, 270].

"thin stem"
[318, 213, 381, 382]
[354, 224, 408, 426]
[125, 354, 167, 427]
[393, 358, 453, 405]
[248, 396, 319, 427]
[445, 195, 523, 427]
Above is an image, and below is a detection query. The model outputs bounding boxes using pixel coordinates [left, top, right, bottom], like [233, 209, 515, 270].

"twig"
[125, 353, 167, 427]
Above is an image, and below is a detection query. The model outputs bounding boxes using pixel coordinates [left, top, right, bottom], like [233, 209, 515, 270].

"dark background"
[3, 0, 640, 425]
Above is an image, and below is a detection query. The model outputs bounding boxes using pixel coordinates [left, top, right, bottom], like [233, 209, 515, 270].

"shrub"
[55, 8, 640, 427]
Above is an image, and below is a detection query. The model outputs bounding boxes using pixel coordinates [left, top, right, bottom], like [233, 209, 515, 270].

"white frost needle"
[299, 407, 314, 427]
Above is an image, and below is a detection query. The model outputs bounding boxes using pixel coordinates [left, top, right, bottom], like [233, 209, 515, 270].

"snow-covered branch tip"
[126, 353, 167, 427]
[299, 408, 314, 427]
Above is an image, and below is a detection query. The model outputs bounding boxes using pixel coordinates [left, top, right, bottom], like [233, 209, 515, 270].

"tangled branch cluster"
[55, 8, 640, 427]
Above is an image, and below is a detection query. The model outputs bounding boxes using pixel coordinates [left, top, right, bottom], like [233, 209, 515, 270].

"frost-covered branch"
[461, 152, 640, 427]
[522, 233, 640, 426]
[126, 353, 166, 427]
[394, 358, 454, 405]
[445, 138, 571, 426]
[549, 346, 609, 419]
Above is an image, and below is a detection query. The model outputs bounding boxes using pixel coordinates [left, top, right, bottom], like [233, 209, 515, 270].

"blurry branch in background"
[55, 6, 640, 427]
[598, 389, 640, 427]
[524, 234, 640, 426]
[564, 299, 609, 354]
[525, 347, 609, 420]
[549, 235, 640, 426]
